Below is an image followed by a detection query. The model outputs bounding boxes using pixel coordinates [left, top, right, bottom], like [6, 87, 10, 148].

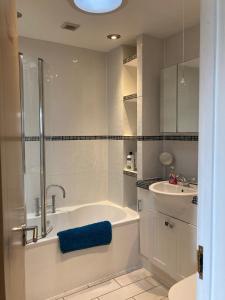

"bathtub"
[25, 201, 140, 300]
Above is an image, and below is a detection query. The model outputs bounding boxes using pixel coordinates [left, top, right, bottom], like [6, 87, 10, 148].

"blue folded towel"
[57, 221, 112, 254]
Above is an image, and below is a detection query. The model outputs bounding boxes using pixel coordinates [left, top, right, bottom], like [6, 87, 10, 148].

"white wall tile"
[162, 140, 198, 178]
[141, 141, 164, 179]
[108, 140, 123, 206]
[46, 140, 108, 208]
[20, 37, 109, 213]
[107, 47, 124, 135]
[20, 37, 108, 136]
[137, 35, 163, 136]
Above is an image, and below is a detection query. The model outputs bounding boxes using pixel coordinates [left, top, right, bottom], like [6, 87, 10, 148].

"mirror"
[160, 58, 199, 133]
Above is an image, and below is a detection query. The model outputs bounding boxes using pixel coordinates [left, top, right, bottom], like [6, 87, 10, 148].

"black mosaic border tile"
[163, 135, 198, 141]
[25, 136, 40, 141]
[47, 135, 109, 141]
[24, 135, 199, 142]
[138, 136, 164, 141]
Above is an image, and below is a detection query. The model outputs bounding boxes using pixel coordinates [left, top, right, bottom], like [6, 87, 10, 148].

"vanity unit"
[138, 181, 197, 281]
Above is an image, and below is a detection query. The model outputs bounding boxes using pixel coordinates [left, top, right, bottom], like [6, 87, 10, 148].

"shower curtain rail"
[38, 58, 47, 238]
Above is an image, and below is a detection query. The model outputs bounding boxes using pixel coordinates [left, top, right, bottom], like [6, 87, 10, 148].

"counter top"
[136, 178, 163, 190]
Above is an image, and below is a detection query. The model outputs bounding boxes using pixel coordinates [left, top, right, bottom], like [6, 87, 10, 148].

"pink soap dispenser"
[169, 166, 177, 185]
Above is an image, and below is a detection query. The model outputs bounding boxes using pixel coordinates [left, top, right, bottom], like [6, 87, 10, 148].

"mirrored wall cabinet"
[160, 58, 199, 133]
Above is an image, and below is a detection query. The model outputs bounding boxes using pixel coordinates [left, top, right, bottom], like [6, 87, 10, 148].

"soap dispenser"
[169, 166, 177, 185]
[126, 152, 135, 170]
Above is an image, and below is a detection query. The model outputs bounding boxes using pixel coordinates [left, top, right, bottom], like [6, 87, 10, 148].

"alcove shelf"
[123, 54, 137, 67]
[123, 47, 138, 209]
[123, 169, 138, 177]
[123, 93, 137, 102]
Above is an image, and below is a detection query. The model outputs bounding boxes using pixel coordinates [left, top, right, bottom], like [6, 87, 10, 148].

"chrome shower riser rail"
[38, 58, 47, 238]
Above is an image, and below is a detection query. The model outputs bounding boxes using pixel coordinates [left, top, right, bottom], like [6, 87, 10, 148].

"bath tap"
[46, 185, 66, 213]
[35, 185, 66, 216]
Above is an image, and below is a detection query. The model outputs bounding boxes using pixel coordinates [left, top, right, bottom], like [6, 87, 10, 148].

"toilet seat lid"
[168, 274, 197, 300]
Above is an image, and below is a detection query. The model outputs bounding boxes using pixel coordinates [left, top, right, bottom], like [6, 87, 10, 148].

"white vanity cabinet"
[139, 189, 197, 281]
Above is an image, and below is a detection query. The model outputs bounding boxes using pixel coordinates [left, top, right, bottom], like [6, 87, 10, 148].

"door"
[198, 0, 225, 299]
[176, 221, 197, 280]
[139, 203, 155, 259]
[0, 1, 26, 299]
[152, 212, 177, 276]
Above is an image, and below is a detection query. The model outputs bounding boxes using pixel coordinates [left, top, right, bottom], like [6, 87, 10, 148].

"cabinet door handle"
[165, 221, 174, 229]
[192, 196, 198, 205]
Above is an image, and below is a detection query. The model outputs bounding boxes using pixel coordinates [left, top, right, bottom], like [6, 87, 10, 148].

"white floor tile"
[134, 286, 169, 300]
[64, 279, 120, 300]
[146, 277, 161, 287]
[99, 278, 154, 300]
[115, 268, 152, 286]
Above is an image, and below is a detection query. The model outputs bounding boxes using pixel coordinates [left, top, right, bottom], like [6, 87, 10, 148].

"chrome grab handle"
[12, 224, 38, 246]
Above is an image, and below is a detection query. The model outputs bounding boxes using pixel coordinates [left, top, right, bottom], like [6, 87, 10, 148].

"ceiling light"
[73, 0, 124, 14]
[107, 34, 121, 40]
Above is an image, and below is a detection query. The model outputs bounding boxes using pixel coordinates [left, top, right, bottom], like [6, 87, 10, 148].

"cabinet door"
[176, 220, 197, 279]
[139, 202, 155, 259]
[152, 212, 177, 276]
[177, 60, 199, 132]
[160, 65, 177, 133]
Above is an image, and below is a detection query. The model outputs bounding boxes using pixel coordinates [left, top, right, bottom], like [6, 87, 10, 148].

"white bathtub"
[25, 201, 140, 300]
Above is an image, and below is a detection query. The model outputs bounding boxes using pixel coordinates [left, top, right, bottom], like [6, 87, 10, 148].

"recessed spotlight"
[73, 0, 125, 14]
[107, 34, 121, 40]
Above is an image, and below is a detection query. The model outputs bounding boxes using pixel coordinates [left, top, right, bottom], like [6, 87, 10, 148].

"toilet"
[168, 274, 197, 300]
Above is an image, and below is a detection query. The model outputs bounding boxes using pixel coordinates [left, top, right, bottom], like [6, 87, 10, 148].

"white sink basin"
[150, 181, 197, 197]
[149, 181, 197, 219]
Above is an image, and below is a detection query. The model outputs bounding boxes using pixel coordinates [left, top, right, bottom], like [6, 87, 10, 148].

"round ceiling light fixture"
[107, 34, 121, 40]
[73, 0, 124, 14]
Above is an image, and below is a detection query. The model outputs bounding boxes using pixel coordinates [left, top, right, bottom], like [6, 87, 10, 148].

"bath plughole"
[8, 0, 225, 300]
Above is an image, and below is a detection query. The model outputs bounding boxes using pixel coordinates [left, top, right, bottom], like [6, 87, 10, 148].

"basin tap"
[176, 174, 190, 187]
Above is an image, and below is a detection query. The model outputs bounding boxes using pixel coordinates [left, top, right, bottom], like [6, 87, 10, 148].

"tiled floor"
[54, 268, 169, 300]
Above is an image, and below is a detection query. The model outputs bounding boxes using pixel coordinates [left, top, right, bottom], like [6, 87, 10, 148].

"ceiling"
[16, 0, 200, 52]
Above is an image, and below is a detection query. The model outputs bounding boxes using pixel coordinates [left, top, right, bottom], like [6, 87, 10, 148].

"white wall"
[20, 37, 108, 213]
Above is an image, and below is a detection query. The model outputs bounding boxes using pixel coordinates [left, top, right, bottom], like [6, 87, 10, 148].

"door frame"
[0, 0, 26, 299]
[198, 0, 225, 299]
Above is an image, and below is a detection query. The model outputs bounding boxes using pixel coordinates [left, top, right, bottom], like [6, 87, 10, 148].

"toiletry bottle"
[169, 166, 177, 185]
[127, 152, 135, 170]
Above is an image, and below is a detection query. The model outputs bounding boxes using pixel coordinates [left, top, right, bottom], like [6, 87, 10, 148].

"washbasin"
[150, 181, 197, 197]
[149, 181, 198, 219]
